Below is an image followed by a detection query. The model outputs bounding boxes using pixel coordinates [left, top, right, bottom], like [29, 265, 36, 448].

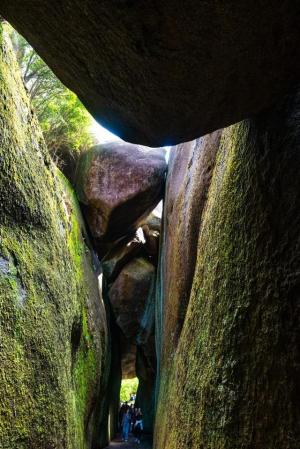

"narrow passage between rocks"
[104, 434, 152, 449]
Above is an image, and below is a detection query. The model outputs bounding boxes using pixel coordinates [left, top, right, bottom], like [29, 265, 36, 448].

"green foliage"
[9, 27, 95, 168]
[120, 378, 139, 403]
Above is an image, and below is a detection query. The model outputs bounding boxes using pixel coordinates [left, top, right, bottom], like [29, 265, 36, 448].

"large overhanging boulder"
[75, 142, 166, 254]
[1, 2, 300, 145]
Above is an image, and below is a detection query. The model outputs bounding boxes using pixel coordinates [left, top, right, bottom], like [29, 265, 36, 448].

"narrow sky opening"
[91, 120, 172, 164]
[90, 119, 121, 143]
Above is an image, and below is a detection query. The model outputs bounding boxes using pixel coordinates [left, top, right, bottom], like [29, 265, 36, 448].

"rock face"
[136, 338, 157, 433]
[0, 25, 108, 449]
[105, 252, 157, 431]
[1, 2, 300, 145]
[79, 141, 164, 436]
[156, 133, 221, 379]
[109, 258, 156, 342]
[155, 90, 300, 449]
[76, 142, 166, 255]
[102, 232, 146, 285]
[120, 338, 137, 380]
[51, 145, 81, 187]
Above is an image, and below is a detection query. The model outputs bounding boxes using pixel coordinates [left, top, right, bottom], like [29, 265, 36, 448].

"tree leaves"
[10, 28, 95, 161]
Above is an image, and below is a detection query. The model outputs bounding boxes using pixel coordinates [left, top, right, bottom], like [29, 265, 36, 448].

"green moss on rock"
[0, 25, 108, 449]
[155, 92, 300, 449]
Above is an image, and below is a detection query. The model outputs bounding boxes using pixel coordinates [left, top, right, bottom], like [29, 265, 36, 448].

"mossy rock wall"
[0, 24, 109, 449]
[155, 91, 300, 449]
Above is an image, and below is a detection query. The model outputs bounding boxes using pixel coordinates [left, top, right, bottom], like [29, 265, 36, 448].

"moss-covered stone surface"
[155, 92, 300, 448]
[0, 25, 108, 449]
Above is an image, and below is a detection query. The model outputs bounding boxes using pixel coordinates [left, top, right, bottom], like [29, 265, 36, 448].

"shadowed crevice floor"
[104, 434, 152, 449]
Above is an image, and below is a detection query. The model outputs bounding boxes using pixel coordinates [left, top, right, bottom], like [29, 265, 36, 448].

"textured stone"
[108, 257, 155, 344]
[0, 25, 108, 449]
[100, 277, 123, 445]
[1, 2, 300, 145]
[102, 232, 146, 285]
[156, 132, 221, 379]
[136, 336, 156, 433]
[141, 213, 161, 234]
[120, 338, 137, 380]
[141, 224, 160, 266]
[105, 252, 157, 400]
[155, 90, 300, 449]
[51, 145, 81, 187]
[75, 142, 166, 255]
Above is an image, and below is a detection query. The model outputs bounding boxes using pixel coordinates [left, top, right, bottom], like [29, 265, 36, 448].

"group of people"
[119, 403, 143, 444]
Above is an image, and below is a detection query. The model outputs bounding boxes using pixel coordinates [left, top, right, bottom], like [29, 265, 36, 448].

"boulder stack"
[75, 142, 166, 256]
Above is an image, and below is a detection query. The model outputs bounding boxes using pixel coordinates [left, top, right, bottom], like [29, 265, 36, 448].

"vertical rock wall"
[0, 24, 108, 449]
[155, 91, 300, 449]
[135, 336, 156, 433]
[155, 133, 221, 391]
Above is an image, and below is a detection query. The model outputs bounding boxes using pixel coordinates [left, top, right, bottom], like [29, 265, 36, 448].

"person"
[119, 402, 128, 430]
[136, 408, 142, 421]
[131, 407, 137, 432]
[133, 408, 143, 444]
[122, 409, 131, 442]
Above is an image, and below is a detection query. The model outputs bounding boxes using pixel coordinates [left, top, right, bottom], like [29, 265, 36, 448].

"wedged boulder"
[102, 212, 160, 393]
[106, 252, 157, 430]
[75, 142, 166, 255]
[102, 231, 146, 285]
[0, 26, 109, 449]
[141, 213, 161, 234]
[108, 257, 156, 344]
[1, 2, 300, 145]
[102, 225, 160, 287]
[155, 89, 300, 449]
[120, 338, 137, 380]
